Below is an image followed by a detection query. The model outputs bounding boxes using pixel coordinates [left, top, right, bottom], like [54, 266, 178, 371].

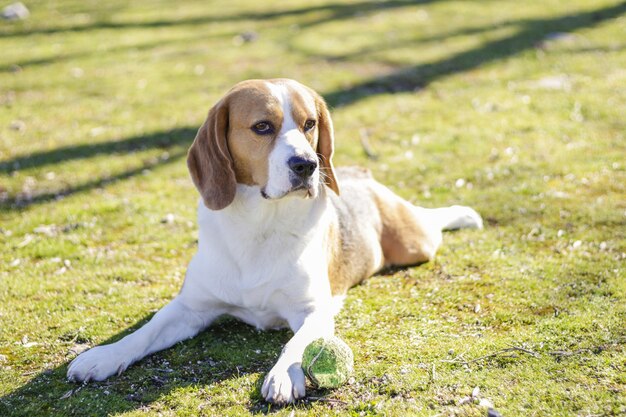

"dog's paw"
[448, 205, 484, 230]
[261, 362, 306, 405]
[67, 344, 130, 383]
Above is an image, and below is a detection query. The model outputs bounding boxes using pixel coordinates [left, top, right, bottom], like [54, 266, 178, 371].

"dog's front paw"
[261, 362, 306, 405]
[67, 344, 130, 383]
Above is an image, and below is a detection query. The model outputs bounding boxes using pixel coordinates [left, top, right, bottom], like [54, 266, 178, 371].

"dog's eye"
[252, 121, 274, 135]
[303, 120, 316, 132]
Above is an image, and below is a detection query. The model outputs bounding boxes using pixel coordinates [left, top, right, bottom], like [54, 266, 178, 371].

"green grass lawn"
[1, 0, 625, 415]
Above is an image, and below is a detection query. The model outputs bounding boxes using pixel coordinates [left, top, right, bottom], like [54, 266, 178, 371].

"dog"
[67, 79, 483, 404]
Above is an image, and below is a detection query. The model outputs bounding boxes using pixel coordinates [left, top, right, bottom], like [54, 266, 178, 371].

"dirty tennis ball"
[301, 336, 354, 388]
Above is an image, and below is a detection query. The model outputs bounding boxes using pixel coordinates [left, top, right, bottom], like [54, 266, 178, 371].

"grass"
[0, 0, 625, 415]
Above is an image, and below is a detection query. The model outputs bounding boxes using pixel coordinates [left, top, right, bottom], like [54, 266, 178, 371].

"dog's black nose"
[288, 156, 318, 179]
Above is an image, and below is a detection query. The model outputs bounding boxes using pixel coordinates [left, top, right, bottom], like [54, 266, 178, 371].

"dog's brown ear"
[315, 94, 340, 195]
[187, 99, 237, 210]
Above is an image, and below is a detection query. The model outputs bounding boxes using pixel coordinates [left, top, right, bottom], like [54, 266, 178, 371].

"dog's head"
[187, 79, 339, 210]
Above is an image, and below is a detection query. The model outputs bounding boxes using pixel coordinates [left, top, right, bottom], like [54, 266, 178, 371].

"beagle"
[67, 79, 483, 404]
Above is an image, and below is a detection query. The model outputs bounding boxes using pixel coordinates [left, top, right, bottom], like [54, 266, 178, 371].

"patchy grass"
[1, 0, 625, 416]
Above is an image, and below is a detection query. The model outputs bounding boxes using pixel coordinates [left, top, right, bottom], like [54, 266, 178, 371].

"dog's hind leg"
[370, 181, 482, 267]
[414, 205, 483, 231]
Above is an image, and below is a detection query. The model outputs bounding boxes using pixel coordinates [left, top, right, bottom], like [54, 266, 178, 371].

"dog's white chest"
[181, 187, 332, 328]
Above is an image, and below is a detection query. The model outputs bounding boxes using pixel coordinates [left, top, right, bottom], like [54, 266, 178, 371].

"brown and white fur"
[67, 79, 482, 404]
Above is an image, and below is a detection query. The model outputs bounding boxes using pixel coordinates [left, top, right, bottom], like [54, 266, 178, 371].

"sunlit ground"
[1, 1, 625, 416]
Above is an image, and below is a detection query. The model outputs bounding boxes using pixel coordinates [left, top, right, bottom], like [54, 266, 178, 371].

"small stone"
[535, 75, 571, 91]
[90, 127, 105, 137]
[70, 67, 84, 78]
[455, 178, 466, 188]
[1, 2, 29, 20]
[68, 344, 89, 356]
[10, 120, 25, 131]
[458, 396, 472, 405]
[472, 386, 480, 398]
[17, 235, 34, 248]
[161, 213, 175, 224]
[479, 398, 495, 408]
[34, 224, 57, 236]
[233, 31, 259, 45]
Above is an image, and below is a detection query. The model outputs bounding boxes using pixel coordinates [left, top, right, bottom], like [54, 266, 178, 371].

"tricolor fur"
[67, 79, 483, 404]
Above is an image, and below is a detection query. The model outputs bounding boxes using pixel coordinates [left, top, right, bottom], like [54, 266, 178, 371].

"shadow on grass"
[291, 19, 521, 63]
[1, 0, 435, 38]
[0, 315, 295, 416]
[0, 31, 235, 72]
[4, 2, 624, 210]
[322, 1, 626, 107]
[1, 1, 624, 415]
[0, 127, 196, 210]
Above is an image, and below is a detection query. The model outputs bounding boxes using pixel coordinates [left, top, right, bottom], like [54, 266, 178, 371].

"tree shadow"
[0, 0, 434, 38]
[321, 1, 626, 107]
[0, 315, 293, 416]
[0, 31, 235, 72]
[0, 127, 196, 210]
[2, 1, 624, 414]
[0, 128, 195, 174]
[289, 19, 519, 63]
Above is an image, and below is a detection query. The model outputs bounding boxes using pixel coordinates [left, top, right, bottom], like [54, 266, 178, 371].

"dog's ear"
[187, 98, 237, 210]
[315, 94, 340, 195]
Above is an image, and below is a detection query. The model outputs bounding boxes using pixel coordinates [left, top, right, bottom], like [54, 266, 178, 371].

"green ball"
[301, 336, 354, 388]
